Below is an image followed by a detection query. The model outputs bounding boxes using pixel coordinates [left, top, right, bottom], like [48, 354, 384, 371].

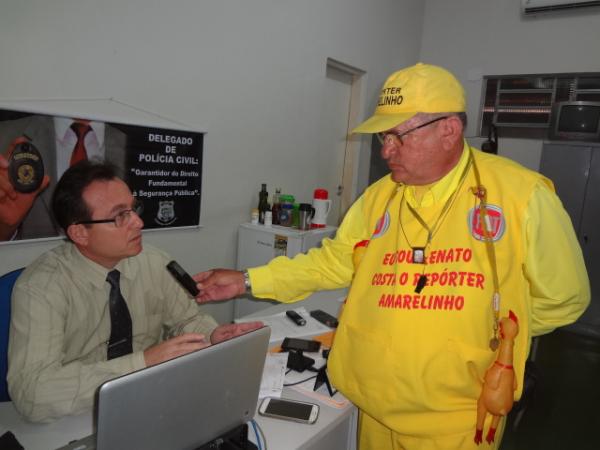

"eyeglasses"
[76, 199, 144, 228]
[376, 116, 449, 147]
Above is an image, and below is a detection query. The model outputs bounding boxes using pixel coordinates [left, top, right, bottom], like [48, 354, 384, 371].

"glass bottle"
[258, 183, 270, 224]
[271, 187, 282, 225]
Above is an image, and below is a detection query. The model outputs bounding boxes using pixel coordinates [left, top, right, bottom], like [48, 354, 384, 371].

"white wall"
[0, 0, 425, 322]
[419, 0, 600, 170]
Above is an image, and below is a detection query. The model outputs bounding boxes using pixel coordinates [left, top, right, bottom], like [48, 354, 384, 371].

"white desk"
[0, 395, 357, 450]
[244, 288, 357, 450]
[0, 402, 93, 449]
[240, 287, 348, 321]
[0, 289, 356, 450]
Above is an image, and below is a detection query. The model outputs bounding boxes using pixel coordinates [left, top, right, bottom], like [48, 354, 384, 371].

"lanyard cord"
[396, 152, 472, 293]
[378, 147, 501, 350]
[469, 147, 502, 350]
[401, 152, 473, 249]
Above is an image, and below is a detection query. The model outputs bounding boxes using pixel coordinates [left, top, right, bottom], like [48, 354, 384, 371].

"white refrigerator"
[234, 222, 337, 318]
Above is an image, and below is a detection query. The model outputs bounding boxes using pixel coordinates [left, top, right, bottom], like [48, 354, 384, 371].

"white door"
[316, 64, 354, 226]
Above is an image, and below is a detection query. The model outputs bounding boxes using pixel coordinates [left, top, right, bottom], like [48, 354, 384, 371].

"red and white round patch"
[468, 204, 505, 241]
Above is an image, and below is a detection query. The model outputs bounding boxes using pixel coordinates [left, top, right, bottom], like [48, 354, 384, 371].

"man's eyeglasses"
[376, 116, 449, 147]
[76, 199, 144, 228]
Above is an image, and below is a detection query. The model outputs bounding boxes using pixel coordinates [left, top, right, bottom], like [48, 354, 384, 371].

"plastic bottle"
[271, 187, 282, 225]
[278, 194, 295, 227]
[257, 183, 270, 224]
[292, 203, 300, 228]
[264, 211, 272, 227]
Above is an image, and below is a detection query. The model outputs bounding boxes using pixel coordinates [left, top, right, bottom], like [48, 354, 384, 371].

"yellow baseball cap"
[352, 63, 466, 134]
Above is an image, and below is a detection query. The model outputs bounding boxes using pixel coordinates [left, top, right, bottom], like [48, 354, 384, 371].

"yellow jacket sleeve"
[524, 180, 590, 336]
[248, 195, 371, 302]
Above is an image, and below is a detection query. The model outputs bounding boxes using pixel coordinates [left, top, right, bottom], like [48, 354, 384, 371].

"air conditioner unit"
[522, 0, 600, 14]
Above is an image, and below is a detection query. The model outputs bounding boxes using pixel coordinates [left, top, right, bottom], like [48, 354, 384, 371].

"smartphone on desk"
[258, 397, 319, 424]
[281, 337, 321, 353]
[310, 309, 339, 328]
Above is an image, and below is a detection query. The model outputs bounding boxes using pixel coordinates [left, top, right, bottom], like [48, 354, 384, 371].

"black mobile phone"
[281, 337, 321, 353]
[259, 397, 319, 424]
[166, 260, 200, 297]
[309, 309, 339, 328]
[285, 310, 306, 326]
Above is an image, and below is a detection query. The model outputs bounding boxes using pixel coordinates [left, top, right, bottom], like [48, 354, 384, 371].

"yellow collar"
[404, 141, 470, 208]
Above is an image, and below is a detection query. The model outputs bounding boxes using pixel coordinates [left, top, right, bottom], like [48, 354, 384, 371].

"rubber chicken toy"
[474, 310, 519, 445]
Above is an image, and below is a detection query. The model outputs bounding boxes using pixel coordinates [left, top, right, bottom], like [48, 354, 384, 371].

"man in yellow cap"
[192, 63, 590, 449]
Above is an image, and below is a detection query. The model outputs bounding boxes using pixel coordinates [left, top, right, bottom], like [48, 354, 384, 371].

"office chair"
[0, 268, 24, 402]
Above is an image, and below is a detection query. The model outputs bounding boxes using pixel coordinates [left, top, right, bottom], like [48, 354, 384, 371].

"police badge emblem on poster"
[8, 137, 45, 193]
[154, 200, 177, 225]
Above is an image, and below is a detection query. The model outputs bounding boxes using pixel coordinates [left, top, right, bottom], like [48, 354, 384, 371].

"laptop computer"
[56, 326, 270, 450]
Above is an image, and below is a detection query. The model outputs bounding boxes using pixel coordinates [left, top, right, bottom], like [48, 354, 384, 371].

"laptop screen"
[95, 327, 270, 450]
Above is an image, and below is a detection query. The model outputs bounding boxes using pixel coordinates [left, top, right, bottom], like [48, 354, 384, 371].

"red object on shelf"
[311, 188, 331, 229]
[313, 188, 329, 200]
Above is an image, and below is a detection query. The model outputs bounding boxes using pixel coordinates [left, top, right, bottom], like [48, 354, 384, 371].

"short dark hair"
[52, 160, 119, 233]
[456, 112, 468, 128]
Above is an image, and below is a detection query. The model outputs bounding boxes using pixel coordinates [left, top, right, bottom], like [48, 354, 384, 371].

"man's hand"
[0, 139, 51, 241]
[210, 322, 264, 344]
[143, 333, 209, 367]
[193, 269, 246, 303]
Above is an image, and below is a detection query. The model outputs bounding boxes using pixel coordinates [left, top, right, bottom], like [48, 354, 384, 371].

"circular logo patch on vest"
[371, 211, 390, 239]
[468, 204, 505, 242]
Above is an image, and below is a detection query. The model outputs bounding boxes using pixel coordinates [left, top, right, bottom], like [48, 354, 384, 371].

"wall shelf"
[479, 72, 600, 137]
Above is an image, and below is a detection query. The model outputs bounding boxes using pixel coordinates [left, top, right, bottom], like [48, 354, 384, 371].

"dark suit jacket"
[0, 115, 127, 240]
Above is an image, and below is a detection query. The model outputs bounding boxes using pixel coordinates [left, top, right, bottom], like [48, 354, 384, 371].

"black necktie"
[106, 269, 133, 360]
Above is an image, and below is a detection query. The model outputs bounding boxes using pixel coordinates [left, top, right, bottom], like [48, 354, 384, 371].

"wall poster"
[0, 108, 203, 243]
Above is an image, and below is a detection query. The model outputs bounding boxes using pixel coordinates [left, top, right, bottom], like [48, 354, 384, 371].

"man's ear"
[67, 223, 89, 246]
[439, 116, 463, 150]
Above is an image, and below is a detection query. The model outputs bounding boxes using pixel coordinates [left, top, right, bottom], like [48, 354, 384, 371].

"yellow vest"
[250, 143, 588, 438]
[328, 147, 551, 437]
